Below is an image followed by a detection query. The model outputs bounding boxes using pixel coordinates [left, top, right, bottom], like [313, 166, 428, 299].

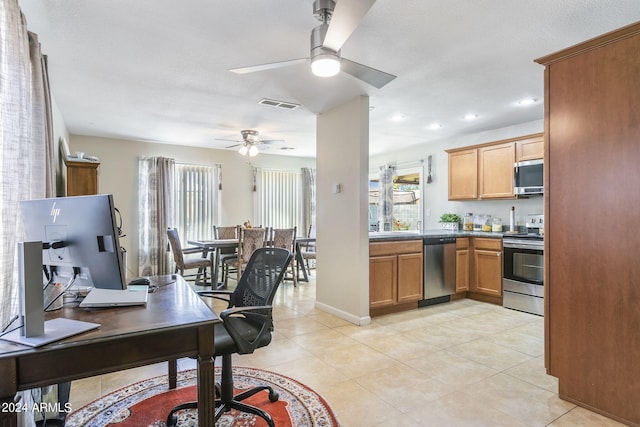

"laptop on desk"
[79, 287, 149, 308]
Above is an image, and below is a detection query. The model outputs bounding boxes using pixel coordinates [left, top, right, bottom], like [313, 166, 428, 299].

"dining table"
[188, 237, 316, 286]
[187, 239, 238, 289]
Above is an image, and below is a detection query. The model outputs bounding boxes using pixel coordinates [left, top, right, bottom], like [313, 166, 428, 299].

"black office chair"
[166, 247, 292, 427]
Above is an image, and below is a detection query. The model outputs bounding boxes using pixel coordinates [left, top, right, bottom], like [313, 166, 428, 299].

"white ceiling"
[18, 0, 640, 158]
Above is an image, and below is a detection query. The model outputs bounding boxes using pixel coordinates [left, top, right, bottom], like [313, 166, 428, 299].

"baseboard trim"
[314, 301, 371, 326]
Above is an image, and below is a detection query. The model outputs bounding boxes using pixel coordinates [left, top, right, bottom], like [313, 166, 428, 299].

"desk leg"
[0, 396, 18, 427]
[197, 324, 216, 427]
[168, 359, 177, 389]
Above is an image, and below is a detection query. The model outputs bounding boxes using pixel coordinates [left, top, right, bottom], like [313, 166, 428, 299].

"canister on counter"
[492, 217, 502, 232]
[464, 213, 474, 231]
[482, 215, 492, 232]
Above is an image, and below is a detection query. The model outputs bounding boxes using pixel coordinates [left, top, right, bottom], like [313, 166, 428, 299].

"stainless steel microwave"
[514, 159, 543, 195]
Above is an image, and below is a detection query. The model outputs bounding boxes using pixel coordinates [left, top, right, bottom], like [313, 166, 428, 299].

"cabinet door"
[455, 249, 469, 292]
[448, 149, 478, 200]
[397, 252, 423, 303]
[478, 142, 515, 199]
[369, 255, 397, 308]
[474, 249, 502, 296]
[516, 136, 544, 161]
[66, 161, 100, 196]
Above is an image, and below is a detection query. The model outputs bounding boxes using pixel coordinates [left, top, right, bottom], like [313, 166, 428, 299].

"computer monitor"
[20, 194, 126, 292]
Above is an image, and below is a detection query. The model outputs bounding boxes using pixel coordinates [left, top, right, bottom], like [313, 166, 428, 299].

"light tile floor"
[69, 273, 625, 426]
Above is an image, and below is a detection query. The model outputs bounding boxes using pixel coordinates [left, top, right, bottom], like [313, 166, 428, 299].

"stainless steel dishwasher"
[419, 237, 457, 307]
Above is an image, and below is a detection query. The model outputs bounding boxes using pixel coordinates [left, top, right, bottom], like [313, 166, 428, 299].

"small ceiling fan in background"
[230, 0, 396, 89]
[216, 130, 284, 157]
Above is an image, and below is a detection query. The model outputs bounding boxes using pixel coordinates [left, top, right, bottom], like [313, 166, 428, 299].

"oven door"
[503, 242, 543, 285]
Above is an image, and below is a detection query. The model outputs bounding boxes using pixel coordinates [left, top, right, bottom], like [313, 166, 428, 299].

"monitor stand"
[0, 241, 100, 347]
[1, 318, 100, 347]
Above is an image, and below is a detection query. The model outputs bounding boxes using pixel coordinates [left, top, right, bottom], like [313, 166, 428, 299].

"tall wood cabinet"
[536, 22, 640, 426]
[65, 160, 100, 196]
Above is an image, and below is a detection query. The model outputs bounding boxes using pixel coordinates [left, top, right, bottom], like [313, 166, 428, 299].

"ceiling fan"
[229, 0, 396, 89]
[217, 130, 283, 157]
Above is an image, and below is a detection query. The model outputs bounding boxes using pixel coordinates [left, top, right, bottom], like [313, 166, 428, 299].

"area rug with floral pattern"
[65, 367, 340, 426]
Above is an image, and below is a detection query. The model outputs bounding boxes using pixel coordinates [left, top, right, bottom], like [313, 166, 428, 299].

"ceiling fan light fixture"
[311, 54, 341, 77]
[238, 144, 249, 156]
[248, 145, 259, 157]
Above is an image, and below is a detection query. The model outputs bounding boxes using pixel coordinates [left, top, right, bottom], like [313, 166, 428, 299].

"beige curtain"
[0, 1, 55, 331]
[301, 167, 316, 236]
[138, 156, 175, 276]
[0, 2, 57, 424]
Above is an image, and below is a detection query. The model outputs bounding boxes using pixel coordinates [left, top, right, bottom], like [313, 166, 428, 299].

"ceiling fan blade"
[225, 143, 242, 149]
[341, 57, 396, 89]
[323, 0, 376, 52]
[216, 138, 241, 142]
[229, 58, 308, 74]
[261, 139, 285, 145]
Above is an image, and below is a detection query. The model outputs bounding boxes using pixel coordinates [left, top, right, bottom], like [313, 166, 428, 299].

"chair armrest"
[182, 246, 206, 255]
[220, 305, 274, 354]
[197, 289, 233, 307]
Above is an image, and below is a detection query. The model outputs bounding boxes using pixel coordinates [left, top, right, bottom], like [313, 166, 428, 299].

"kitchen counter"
[369, 230, 505, 241]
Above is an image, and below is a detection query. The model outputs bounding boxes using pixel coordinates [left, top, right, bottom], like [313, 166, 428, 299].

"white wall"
[70, 135, 314, 277]
[370, 120, 545, 230]
[315, 96, 371, 325]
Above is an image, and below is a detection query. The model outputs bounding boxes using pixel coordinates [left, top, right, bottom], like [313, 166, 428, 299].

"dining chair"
[167, 228, 212, 285]
[214, 225, 239, 284]
[270, 226, 297, 286]
[224, 227, 267, 287]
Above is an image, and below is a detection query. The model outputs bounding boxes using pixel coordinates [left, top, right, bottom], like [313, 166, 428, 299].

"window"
[254, 168, 308, 230]
[173, 163, 221, 243]
[369, 164, 423, 231]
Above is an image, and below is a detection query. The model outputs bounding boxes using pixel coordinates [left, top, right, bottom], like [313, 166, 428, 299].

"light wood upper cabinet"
[446, 132, 543, 201]
[516, 135, 544, 161]
[478, 142, 515, 199]
[448, 149, 478, 200]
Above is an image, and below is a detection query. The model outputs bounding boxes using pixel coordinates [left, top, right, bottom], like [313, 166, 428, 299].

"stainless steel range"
[502, 214, 544, 316]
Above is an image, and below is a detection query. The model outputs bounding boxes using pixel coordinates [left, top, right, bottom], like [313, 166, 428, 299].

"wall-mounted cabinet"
[446, 133, 543, 201]
[515, 135, 544, 161]
[448, 149, 478, 200]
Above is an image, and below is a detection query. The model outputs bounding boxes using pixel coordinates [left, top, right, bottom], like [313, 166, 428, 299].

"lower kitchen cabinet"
[369, 240, 423, 316]
[455, 238, 469, 292]
[470, 237, 503, 300]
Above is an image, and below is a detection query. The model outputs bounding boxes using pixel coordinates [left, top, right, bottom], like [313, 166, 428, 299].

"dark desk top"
[0, 275, 219, 357]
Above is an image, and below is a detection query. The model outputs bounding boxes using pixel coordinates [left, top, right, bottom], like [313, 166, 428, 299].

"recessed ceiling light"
[427, 122, 442, 130]
[464, 113, 479, 120]
[517, 98, 538, 106]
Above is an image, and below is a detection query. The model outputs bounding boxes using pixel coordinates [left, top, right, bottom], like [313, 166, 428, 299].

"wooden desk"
[0, 276, 219, 427]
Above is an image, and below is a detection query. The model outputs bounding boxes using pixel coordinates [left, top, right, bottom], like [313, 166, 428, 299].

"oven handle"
[503, 242, 544, 251]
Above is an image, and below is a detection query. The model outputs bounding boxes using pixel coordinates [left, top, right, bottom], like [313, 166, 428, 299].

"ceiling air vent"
[258, 98, 300, 110]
